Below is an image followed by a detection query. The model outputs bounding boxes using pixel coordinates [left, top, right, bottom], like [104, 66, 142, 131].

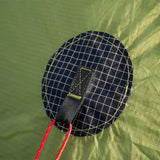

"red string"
[34, 119, 56, 160]
[34, 119, 72, 160]
[55, 123, 72, 160]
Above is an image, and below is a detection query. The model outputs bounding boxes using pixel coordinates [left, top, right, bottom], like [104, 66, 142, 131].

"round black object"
[42, 31, 133, 137]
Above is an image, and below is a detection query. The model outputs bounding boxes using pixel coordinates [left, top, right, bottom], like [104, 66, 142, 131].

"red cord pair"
[35, 119, 72, 160]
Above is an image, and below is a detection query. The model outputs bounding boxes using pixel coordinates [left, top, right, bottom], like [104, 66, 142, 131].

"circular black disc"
[42, 31, 133, 137]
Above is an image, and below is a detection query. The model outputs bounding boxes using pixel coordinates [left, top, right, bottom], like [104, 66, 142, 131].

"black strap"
[56, 66, 93, 125]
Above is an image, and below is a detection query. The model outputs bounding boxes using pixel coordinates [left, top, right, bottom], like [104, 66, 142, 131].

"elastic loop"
[34, 120, 72, 160]
[55, 123, 72, 160]
[35, 119, 56, 160]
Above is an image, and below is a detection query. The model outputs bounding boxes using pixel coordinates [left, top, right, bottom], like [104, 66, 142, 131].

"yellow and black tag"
[56, 66, 93, 125]
[67, 67, 92, 100]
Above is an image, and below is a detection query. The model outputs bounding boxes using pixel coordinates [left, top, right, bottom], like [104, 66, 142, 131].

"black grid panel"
[42, 31, 133, 137]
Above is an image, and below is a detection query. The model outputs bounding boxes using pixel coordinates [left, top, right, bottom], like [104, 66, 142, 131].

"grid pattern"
[42, 31, 133, 137]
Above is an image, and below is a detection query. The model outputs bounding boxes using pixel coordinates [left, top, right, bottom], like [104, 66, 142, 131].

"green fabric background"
[0, 0, 160, 159]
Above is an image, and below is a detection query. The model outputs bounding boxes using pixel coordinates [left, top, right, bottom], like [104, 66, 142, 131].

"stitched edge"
[67, 93, 82, 100]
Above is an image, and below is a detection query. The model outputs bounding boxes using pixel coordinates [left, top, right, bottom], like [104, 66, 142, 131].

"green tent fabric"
[0, 0, 160, 159]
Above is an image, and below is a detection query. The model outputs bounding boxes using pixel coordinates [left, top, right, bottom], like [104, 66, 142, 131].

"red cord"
[35, 119, 56, 160]
[55, 123, 72, 160]
[34, 119, 72, 160]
